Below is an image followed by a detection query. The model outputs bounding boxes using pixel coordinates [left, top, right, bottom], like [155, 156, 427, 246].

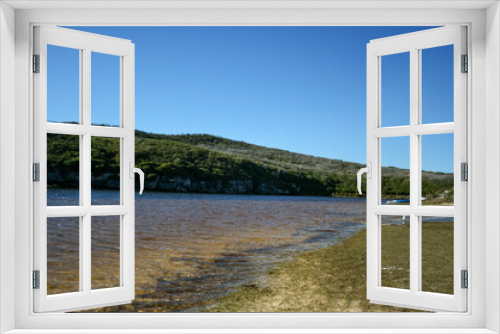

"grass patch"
[422, 221, 454, 294]
[203, 222, 454, 312]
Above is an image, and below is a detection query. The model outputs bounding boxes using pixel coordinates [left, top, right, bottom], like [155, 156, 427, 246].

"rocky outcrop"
[49, 170, 297, 195]
[144, 176, 288, 195]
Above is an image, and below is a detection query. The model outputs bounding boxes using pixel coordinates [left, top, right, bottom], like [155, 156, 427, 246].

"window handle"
[357, 162, 371, 195]
[130, 162, 145, 195]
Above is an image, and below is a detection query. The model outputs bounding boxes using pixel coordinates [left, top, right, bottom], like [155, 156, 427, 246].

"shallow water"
[47, 190, 368, 312]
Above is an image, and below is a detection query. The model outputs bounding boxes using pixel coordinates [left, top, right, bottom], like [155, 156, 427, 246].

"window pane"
[91, 215, 121, 289]
[91, 52, 120, 127]
[47, 133, 80, 206]
[381, 215, 410, 290]
[421, 45, 454, 124]
[47, 45, 80, 124]
[91, 137, 121, 205]
[381, 136, 410, 205]
[381, 52, 410, 127]
[47, 217, 80, 295]
[421, 216, 454, 294]
[421, 133, 454, 206]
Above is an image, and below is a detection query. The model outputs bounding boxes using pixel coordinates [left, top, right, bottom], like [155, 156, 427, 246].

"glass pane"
[47, 133, 80, 206]
[421, 45, 454, 124]
[91, 216, 121, 289]
[91, 137, 121, 205]
[381, 52, 410, 127]
[421, 133, 454, 206]
[381, 136, 410, 205]
[47, 217, 80, 295]
[91, 52, 120, 127]
[47, 45, 80, 124]
[381, 215, 410, 290]
[421, 216, 454, 294]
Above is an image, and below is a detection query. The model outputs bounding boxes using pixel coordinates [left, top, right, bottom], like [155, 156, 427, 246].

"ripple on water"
[47, 190, 366, 312]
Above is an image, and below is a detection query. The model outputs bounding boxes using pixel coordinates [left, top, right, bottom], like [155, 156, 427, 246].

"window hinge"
[33, 163, 40, 182]
[33, 54, 40, 73]
[461, 270, 468, 289]
[461, 162, 468, 182]
[461, 54, 468, 73]
[33, 270, 40, 289]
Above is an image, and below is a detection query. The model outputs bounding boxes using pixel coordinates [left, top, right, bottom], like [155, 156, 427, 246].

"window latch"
[357, 162, 371, 195]
[130, 162, 144, 195]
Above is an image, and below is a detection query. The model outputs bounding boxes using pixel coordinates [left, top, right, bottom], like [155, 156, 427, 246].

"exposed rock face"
[149, 177, 256, 194]
[49, 171, 297, 195]
[255, 182, 289, 195]
[226, 180, 253, 194]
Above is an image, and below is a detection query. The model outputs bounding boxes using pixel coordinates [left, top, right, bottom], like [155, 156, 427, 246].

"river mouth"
[47, 190, 366, 312]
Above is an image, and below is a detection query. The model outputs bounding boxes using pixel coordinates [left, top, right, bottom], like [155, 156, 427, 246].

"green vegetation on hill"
[47, 131, 454, 197]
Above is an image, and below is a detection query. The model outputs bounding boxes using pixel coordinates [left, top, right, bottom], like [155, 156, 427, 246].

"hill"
[46, 131, 453, 198]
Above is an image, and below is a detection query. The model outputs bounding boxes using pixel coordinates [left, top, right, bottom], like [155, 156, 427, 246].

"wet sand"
[47, 191, 366, 312]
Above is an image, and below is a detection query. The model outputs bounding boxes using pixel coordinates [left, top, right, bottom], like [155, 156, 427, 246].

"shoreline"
[200, 221, 453, 313]
[199, 227, 414, 313]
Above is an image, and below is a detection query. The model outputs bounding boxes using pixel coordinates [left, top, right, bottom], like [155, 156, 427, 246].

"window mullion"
[82, 48, 91, 208]
[409, 47, 420, 294]
[82, 214, 91, 294]
[81, 48, 92, 295]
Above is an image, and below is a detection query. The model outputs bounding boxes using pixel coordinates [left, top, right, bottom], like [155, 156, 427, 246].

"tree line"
[47, 131, 453, 198]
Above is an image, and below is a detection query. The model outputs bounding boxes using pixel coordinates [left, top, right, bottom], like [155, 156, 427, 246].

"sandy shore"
[201, 222, 453, 312]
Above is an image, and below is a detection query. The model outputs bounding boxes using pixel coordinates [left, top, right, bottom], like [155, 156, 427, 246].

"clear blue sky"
[49, 26, 454, 173]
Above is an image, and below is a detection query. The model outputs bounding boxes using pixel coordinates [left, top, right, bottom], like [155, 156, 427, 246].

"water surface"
[47, 190, 367, 312]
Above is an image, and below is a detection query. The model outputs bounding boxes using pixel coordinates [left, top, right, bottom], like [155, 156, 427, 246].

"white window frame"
[33, 26, 136, 313]
[366, 26, 468, 312]
[1, 1, 499, 333]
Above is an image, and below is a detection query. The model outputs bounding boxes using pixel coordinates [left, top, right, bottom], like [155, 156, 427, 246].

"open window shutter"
[33, 26, 135, 312]
[366, 26, 467, 312]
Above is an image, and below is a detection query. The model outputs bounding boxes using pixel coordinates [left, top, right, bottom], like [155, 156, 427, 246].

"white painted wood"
[46, 206, 129, 217]
[453, 25, 468, 312]
[366, 25, 467, 312]
[2, 330, 498, 334]
[372, 126, 411, 138]
[372, 123, 454, 138]
[412, 123, 455, 135]
[10, 6, 488, 333]
[82, 46, 92, 300]
[1, 330, 498, 334]
[46, 123, 131, 137]
[0, 2, 17, 333]
[409, 46, 420, 297]
[33, 24, 49, 313]
[2, 0, 497, 10]
[33, 26, 135, 313]
[120, 41, 135, 301]
[366, 29, 379, 311]
[485, 3, 500, 332]
[372, 205, 455, 217]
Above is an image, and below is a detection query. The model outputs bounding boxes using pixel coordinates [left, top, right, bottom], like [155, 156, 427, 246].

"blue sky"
[48, 26, 454, 173]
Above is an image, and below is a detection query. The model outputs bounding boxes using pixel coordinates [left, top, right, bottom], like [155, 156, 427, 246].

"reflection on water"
[48, 190, 366, 312]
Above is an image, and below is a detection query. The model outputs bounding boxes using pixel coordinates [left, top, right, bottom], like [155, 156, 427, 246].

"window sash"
[33, 25, 136, 313]
[366, 26, 468, 312]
